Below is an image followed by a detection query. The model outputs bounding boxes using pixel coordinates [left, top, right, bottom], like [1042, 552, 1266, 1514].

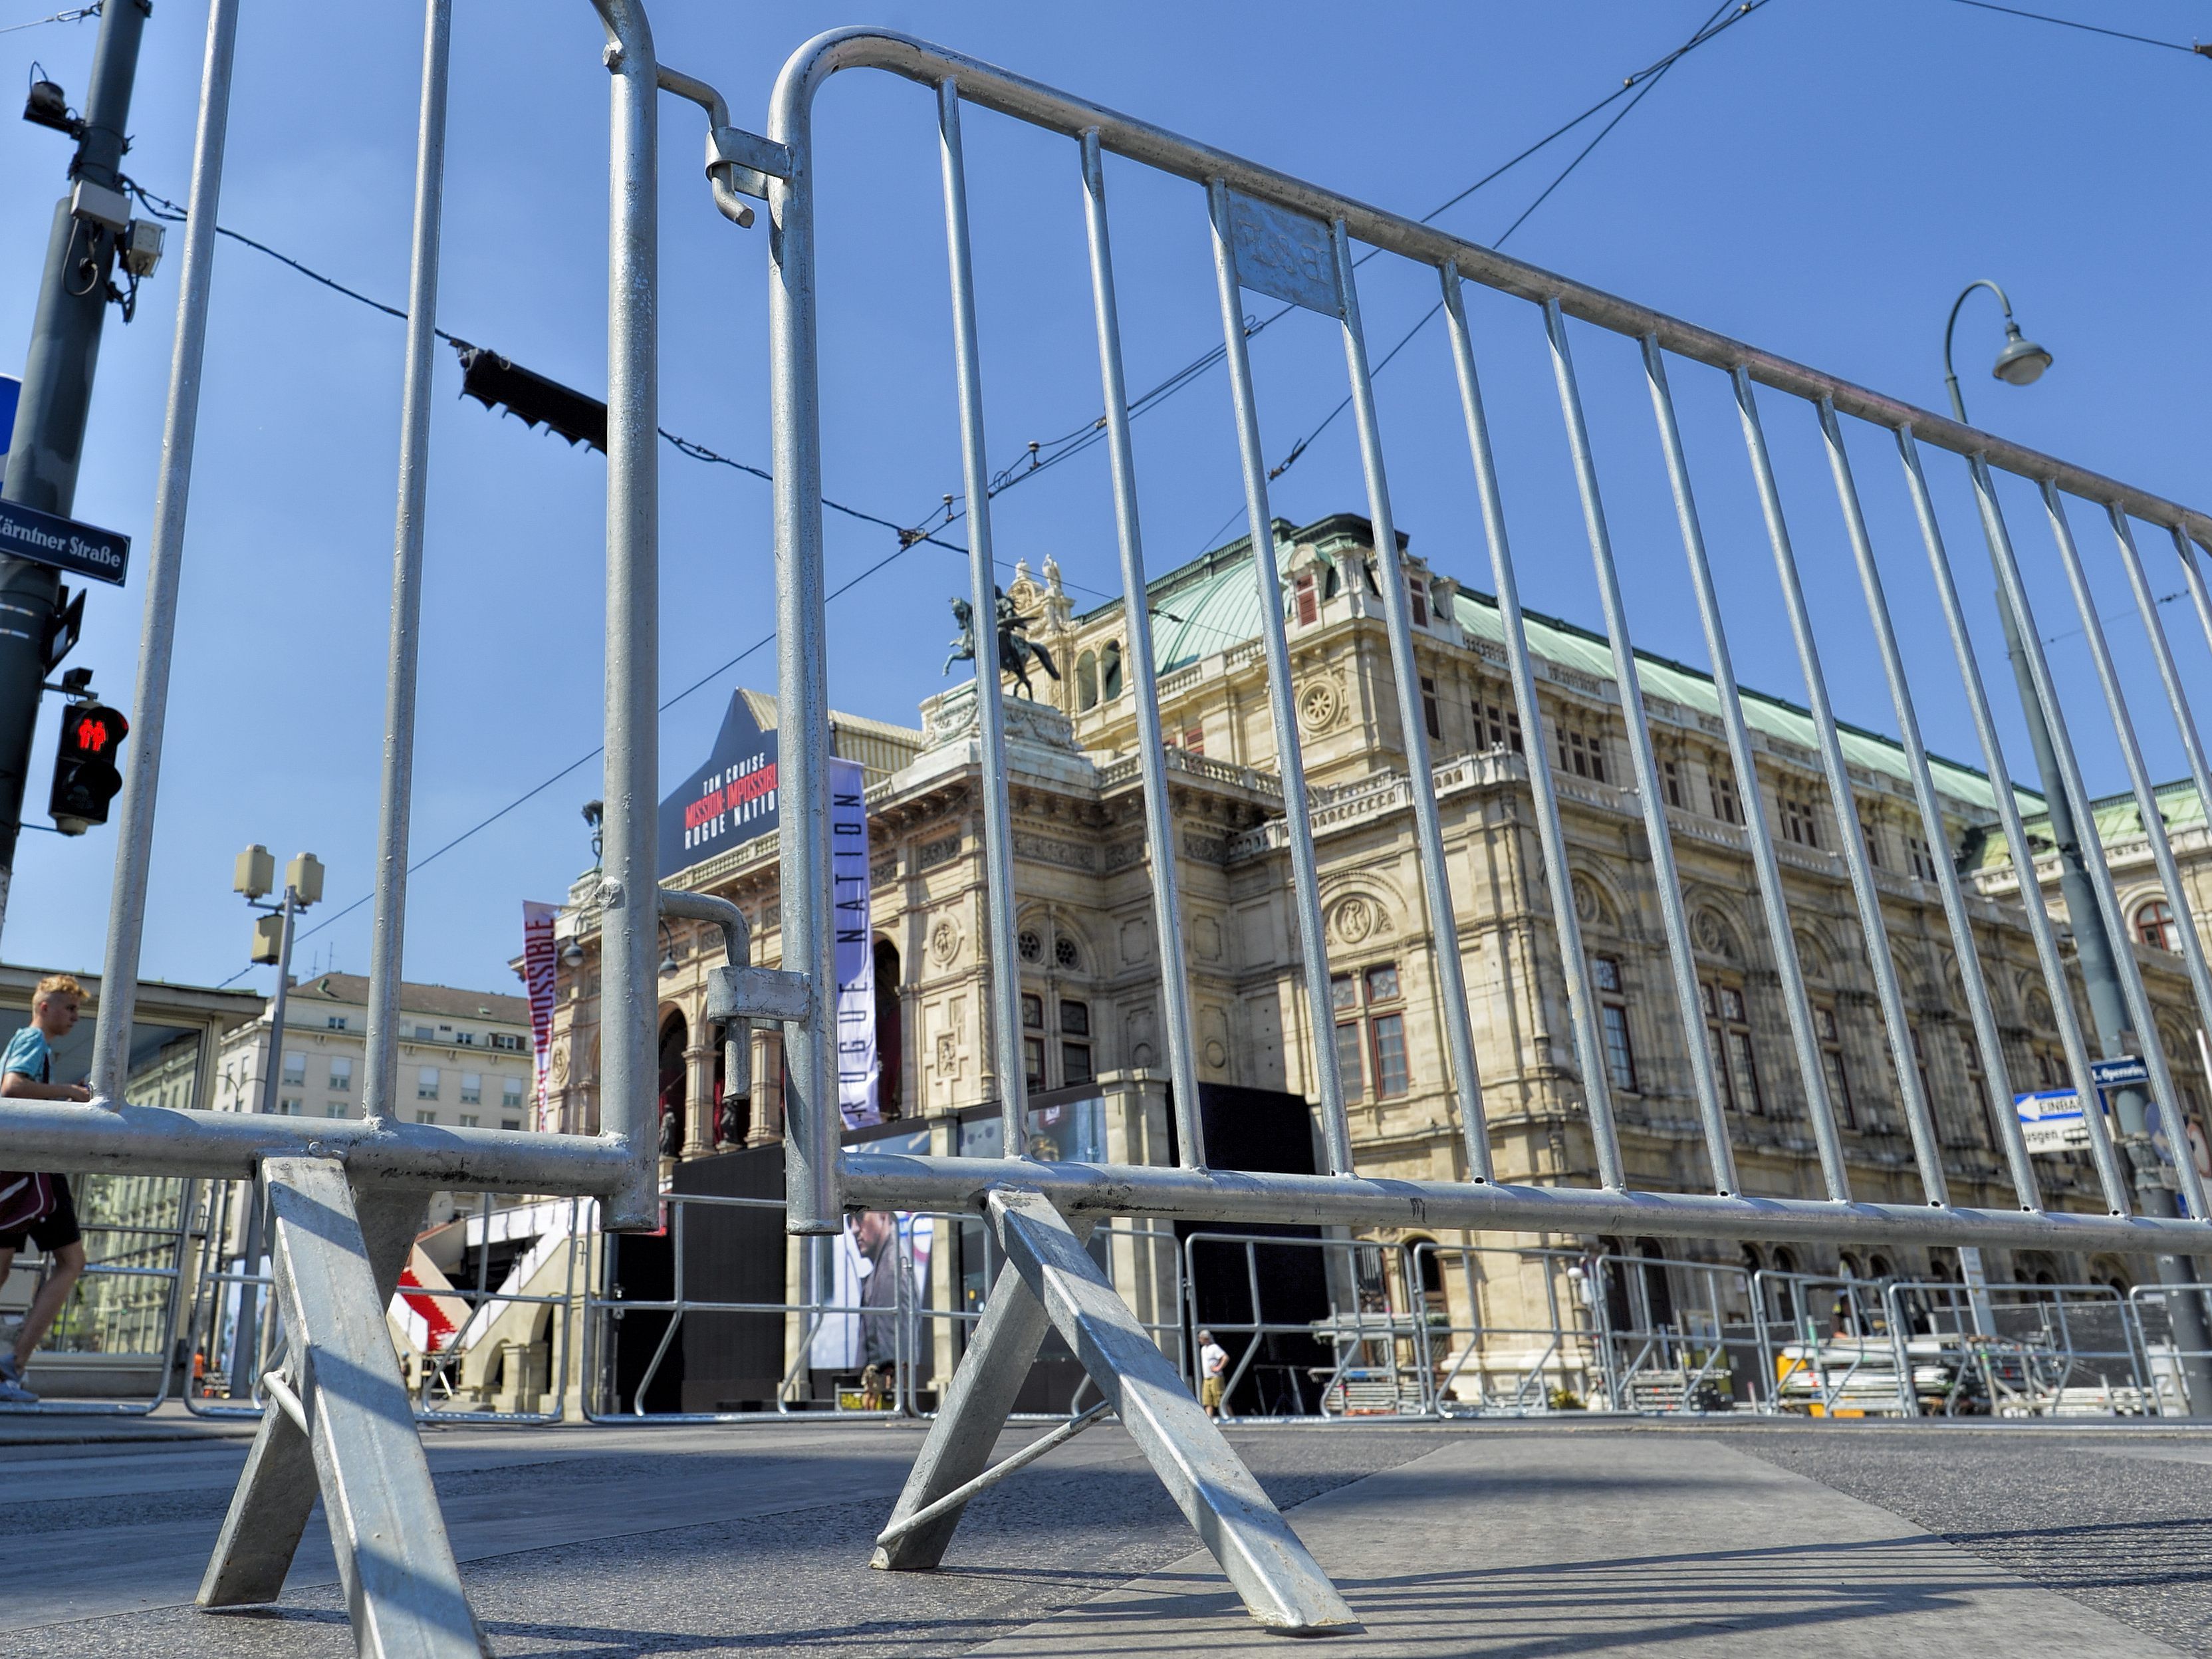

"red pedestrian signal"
[49, 699, 127, 834]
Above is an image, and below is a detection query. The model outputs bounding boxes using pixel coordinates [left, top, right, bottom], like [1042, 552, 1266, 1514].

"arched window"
[657, 1011, 687, 1157]
[1100, 640, 1124, 700]
[1075, 651, 1098, 711]
[2137, 898, 2181, 952]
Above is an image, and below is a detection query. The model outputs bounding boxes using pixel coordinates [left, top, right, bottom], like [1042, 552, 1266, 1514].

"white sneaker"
[0, 1376, 39, 1405]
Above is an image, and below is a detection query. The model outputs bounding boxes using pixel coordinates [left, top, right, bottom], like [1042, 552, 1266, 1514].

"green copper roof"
[1084, 513, 2030, 817]
[1971, 774, 2207, 874]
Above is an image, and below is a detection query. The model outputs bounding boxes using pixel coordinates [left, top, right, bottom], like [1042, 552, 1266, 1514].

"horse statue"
[943, 589, 1060, 699]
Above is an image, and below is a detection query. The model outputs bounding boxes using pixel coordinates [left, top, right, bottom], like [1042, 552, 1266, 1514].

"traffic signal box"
[49, 699, 127, 834]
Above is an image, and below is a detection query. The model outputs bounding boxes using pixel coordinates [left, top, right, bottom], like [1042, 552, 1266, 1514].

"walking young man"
[0, 975, 93, 1404]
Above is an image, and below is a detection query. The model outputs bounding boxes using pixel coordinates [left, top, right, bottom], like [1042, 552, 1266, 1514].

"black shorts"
[0, 1175, 80, 1255]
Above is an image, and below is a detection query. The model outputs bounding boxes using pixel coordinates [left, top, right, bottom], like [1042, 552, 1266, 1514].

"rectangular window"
[1726, 1029, 1763, 1114]
[1420, 676, 1441, 741]
[1600, 1004, 1636, 1094]
[1061, 1043, 1094, 1085]
[1475, 699, 1523, 755]
[1331, 973, 1358, 1012]
[414, 1025, 434, 1042]
[1590, 956, 1622, 995]
[328, 1056, 352, 1092]
[1781, 793, 1820, 848]
[1021, 992, 1044, 1030]
[1364, 963, 1400, 1003]
[1334, 1023, 1364, 1101]
[502, 1077, 525, 1108]
[415, 1109, 437, 1125]
[455, 1031, 477, 1047]
[1182, 724, 1205, 756]
[1408, 576, 1428, 627]
[1294, 569, 1318, 625]
[1558, 727, 1606, 782]
[459, 1113, 479, 1130]
[1816, 1005, 1855, 1129]
[460, 1073, 482, 1106]
[491, 1032, 523, 1053]
[326, 1015, 348, 1031]
[281, 1051, 305, 1086]
[502, 1118, 522, 1132]
[326, 1103, 349, 1119]
[1059, 999, 1090, 1037]
[1703, 979, 1761, 1112]
[417, 1066, 439, 1100]
[1907, 836, 1939, 882]
[1023, 1036, 1046, 1092]
[1370, 1014, 1410, 1097]
[1662, 759, 1685, 810]
[1861, 820, 1884, 868]
[1708, 767, 1743, 826]
[277, 1096, 301, 1116]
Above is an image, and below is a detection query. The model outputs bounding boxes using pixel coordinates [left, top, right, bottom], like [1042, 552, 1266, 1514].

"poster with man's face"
[808, 1210, 933, 1371]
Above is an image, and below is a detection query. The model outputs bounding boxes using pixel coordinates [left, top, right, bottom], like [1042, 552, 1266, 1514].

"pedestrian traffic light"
[47, 698, 127, 835]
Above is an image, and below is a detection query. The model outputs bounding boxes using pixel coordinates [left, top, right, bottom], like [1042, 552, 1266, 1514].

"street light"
[1940, 281, 2212, 1405]
[228, 842, 322, 1405]
[1942, 278, 2051, 424]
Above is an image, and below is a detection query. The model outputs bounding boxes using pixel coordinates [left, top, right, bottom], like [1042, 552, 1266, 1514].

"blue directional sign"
[0, 375, 19, 466]
[0, 497, 128, 586]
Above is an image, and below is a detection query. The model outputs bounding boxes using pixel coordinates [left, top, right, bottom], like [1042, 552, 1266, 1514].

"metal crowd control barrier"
[0, 1181, 197, 1416]
[1415, 1243, 1580, 1414]
[1182, 1231, 1429, 1421]
[1754, 1269, 1917, 1418]
[2129, 1282, 2212, 1415]
[1893, 1277, 2153, 1418]
[406, 1197, 584, 1426]
[11, 6, 2212, 1647]
[1586, 1252, 1761, 1414]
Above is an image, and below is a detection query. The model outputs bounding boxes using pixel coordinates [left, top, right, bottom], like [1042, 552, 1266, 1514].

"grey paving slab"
[969, 1433, 2184, 1658]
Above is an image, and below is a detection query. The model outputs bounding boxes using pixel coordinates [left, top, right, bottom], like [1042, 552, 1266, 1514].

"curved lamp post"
[1943, 279, 2052, 426]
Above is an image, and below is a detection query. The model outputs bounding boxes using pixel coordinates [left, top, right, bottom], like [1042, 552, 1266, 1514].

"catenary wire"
[1941, 0, 2209, 57]
[0, 5, 98, 36]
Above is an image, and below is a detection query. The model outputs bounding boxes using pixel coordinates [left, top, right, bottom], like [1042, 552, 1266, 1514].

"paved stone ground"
[0, 1416, 2205, 1656]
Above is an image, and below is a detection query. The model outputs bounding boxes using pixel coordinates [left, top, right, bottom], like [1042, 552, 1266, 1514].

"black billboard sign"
[660, 690, 779, 874]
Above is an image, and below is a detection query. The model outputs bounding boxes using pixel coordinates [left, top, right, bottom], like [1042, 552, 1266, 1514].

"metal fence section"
[11, 6, 2212, 1647]
[766, 28, 2212, 1626]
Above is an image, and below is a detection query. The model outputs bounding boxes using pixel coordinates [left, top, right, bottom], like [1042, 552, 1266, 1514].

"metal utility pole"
[0, 0, 153, 940]
[1945, 280, 2212, 1411]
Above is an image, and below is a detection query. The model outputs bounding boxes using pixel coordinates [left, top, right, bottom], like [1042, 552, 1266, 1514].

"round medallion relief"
[1296, 679, 1341, 734]
[927, 917, 961, 967]
[1334, 895, 1375, 945]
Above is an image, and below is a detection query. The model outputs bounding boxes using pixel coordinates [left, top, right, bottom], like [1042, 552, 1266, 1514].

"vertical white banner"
[522, 901, 560, 1132]
[832, 757, 880, 1126]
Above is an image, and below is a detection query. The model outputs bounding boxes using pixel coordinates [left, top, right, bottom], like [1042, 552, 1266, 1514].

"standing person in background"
[1198, 1327, 1228, 1419]
[0, 975, 92, 1404]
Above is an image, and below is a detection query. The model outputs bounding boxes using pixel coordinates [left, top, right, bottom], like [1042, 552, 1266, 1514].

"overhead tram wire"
[903, 0, 1778, 551]
[165, 13, 1769, 976]
[1941, 0, 2212, 58]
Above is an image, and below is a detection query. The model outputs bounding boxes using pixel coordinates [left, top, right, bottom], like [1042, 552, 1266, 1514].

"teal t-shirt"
[2, 1025, 52, 1085]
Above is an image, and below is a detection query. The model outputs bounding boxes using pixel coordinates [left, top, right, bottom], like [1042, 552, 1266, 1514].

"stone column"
[681, 1041, 715, 1159]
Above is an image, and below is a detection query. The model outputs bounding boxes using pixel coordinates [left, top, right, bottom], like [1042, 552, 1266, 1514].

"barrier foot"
[989, 1187, 1358, 1633]
[872, 1218, 1091, 1570]
[195, 1159, 485, 1657]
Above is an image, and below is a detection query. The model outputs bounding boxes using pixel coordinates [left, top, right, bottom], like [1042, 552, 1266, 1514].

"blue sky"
[1, 0, 2209, 1000]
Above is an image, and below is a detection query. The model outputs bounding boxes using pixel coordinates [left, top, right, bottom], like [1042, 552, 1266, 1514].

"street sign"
[2090, 1056, 2150, 1089]
[0, 497, 128, 586]
[2015, 1088, 2092, 1153]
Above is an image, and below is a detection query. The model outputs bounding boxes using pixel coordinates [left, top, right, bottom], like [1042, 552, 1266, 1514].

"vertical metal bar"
[1078, 131, 1203, 1167]
[1896, 433, 2106, 1207]
[2126, 521, 2212, 848]
[592, 0, 660, 1233]
[2042, 486, 2212, 1223]
[2177, 529, 2212, 683]
[1646, 350, 1846, 1200]
[1956, 454, 2130, 1207]
[1781, 398, 1945, 1205]
[88, 0, 239, 1106]
[766, 35, 836, 1235]
[936, 80, 1026, 1158]
[362, 0, 451, 1134]
[1796, 392, 2037, 1208]
[1331, 224, 1488, 1180]
[1439, 268, 1620, 1188]
[1541, 299, 1735, 1194]
[1207, 178, 1349, 1174]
